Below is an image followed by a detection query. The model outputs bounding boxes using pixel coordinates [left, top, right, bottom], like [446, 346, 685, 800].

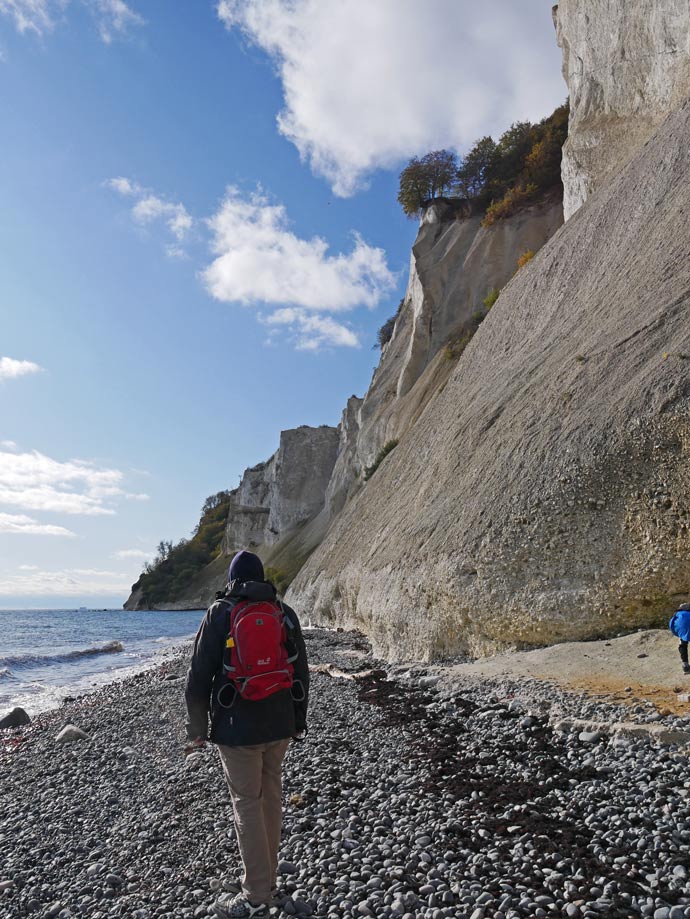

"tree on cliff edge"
[397, 149, 458, 218]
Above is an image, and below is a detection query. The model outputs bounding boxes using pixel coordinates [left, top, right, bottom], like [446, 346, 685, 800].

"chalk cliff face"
[556, 0, 690, 218]
[289, 97, 690, 659]
[222, 425, 340, 554]
[322, 197, 563, 516]
[132, 2, 690, 654]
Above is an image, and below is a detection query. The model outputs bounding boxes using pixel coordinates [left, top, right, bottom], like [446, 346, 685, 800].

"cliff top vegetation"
[396, 102, 569, 220]
[130, 490, 232, 607]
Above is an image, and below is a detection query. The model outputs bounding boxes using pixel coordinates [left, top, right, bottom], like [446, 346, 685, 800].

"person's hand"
[184, 737, 207, 755]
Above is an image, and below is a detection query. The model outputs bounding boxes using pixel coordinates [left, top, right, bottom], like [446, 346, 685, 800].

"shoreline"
[0, 616, 203, 721]
[0, 641, 194, 744]
[4, 625, 690, 738]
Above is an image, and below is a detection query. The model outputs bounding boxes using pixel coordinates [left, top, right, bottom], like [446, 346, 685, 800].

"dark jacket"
[185, 580, 309, 746]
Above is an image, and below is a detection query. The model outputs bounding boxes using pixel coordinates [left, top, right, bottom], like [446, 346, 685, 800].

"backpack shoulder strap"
[278, 600, 299, 664]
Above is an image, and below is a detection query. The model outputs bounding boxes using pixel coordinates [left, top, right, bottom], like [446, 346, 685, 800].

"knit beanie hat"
[228, 550, 264, 584]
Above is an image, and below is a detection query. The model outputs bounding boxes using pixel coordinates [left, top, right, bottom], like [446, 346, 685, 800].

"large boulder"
[0, 707, 31, 730]
[56, 724, 90, 742]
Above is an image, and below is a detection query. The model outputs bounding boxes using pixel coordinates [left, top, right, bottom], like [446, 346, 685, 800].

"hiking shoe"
[683, 663, 690, 674]
[211, 892, 270, 918]
[220, 880, 280, 903]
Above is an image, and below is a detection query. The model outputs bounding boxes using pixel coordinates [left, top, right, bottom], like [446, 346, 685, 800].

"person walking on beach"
[185, 550, 309, 919]
[669, 602, 690, 674]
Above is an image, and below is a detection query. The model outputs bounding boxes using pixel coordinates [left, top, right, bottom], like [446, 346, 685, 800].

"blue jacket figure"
[669, 603, 690, 674]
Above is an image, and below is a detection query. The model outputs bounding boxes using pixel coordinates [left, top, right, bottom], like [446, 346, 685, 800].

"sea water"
[0, 607, 205, 716]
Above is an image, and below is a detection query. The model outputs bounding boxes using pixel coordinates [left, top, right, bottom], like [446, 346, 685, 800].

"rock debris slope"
[289, 98, 690, 661]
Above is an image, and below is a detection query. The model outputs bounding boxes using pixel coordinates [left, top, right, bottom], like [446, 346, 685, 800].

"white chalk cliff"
[221, 425, 340, 553]
[287, 3, 690, 658]
[556, 0, 690, 219]
[322, 196, 563, 518]
[128, 2, 690, 661]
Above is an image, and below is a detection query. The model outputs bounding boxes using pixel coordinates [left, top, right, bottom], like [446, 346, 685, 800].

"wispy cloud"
[0, 566, 134, 596]
[0, 0, 54, 35]
[0, 357, 43, 382]
[113, 547, 151, 560]
[0, 0, 144, 41]
[203, 186, 395, 311]
[0, 447, 149, 516]
[263, 307, 359, 351]
[107, 177, 194, 252]
[92, 0, 143, 44]
[218, 0, 563, 196]
[0, 512, 75, 536]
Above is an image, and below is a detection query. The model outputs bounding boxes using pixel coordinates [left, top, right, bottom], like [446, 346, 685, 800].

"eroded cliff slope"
[289, 98, 690, 660]
[323, 196, 563, 517]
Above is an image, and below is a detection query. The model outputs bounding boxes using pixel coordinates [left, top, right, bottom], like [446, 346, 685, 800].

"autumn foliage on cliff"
[396, 102, 569, 223]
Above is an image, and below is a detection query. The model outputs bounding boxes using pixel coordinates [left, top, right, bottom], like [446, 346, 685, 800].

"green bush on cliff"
[443, 307, 488, 361]
[364, 440, 399, 481]
[483, 288, 501, 310]
[375, 298, 405, 349]
[265, 566, 291, 596]
[132, 490, 232, 606]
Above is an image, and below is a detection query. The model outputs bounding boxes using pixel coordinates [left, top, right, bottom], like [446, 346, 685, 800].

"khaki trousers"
[217, 739, 290, 904]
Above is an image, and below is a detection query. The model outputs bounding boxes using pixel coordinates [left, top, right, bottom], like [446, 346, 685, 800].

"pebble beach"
[2, 628, 690, 919]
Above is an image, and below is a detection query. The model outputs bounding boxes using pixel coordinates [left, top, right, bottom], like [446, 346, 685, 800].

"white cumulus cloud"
[107, 182, 394, 349]
[0, 357, 43, 381]
[217, 0, 564, 196]
[263, 307, 359, 351]
[0, 0, 143, 41]
[203, 186, 395, 311]
[132, 196, 193, 241]
[0, 447, 149, 516]
[0, 512, 75, 536]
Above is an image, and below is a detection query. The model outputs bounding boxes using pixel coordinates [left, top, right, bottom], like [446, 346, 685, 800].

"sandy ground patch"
[433, 629, 690, 715]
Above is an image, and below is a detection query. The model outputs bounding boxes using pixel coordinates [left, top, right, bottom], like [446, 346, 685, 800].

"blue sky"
[0, 0, 564, 607]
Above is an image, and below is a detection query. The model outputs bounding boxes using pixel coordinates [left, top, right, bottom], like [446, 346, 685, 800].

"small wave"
[0, 641, 125, 671]
[0, 667, 15, 681]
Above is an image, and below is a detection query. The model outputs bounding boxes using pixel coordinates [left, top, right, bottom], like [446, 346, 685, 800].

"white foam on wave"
[0, 624, 197, 718]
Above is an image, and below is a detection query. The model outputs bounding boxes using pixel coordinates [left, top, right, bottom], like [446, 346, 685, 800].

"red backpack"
[220, 598, 296, 704]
